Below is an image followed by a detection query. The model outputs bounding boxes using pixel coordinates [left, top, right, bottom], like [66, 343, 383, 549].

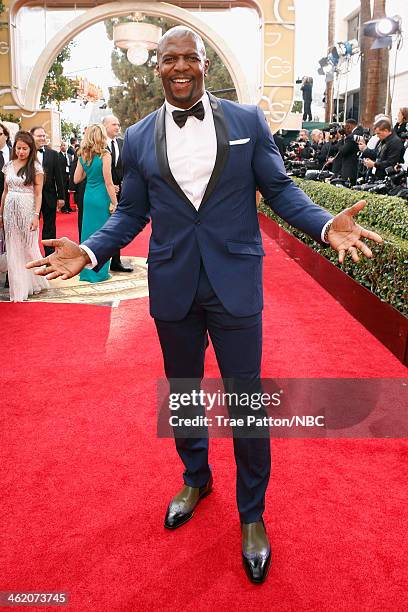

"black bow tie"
[38, 147, 45, 153]
[172, 101, 205, 128]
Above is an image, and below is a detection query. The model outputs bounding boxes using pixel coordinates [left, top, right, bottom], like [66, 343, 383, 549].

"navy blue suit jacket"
[84, 93, 332, 320]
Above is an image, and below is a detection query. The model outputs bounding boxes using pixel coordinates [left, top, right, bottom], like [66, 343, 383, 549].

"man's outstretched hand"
[327, 200, 383, 263]
[26, 238, 91, 280]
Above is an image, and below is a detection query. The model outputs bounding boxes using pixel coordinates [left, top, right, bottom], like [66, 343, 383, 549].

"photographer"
[297, 128, 314, 160]
[359, 117, 404, 180]
[394, 108, 408, 139]
[337, 119, 364, 185]
[320, 126, 343, 174]
[311, 129, 324, 168]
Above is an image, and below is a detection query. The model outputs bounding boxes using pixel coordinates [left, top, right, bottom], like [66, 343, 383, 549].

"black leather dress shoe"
[242, 518, 271, 584]
[110, 263, 133, 273]
[164, 474, 213, 529]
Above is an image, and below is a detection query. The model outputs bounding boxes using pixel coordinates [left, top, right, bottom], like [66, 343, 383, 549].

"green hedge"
[259, 179, 408, 316]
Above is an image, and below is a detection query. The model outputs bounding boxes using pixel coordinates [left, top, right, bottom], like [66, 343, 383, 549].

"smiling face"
[32, 127, 47, 149]
[156, 31, 209, 109]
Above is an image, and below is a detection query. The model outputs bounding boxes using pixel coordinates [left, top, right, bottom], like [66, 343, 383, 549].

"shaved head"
[102, 114, 120, 139]
[157, 26, 206, 60]
[102, 114, 119, 126]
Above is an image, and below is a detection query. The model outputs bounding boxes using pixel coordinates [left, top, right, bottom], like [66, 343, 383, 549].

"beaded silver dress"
[0, 161, 49, 302]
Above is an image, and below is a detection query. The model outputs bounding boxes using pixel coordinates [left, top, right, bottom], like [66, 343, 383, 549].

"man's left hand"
[327, 200, 383, 263]
[57, 199, 65, 211]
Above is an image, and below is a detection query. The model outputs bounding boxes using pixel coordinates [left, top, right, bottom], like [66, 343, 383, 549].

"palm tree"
[325, 0, 336, 122]
[359, 0, 389, 126]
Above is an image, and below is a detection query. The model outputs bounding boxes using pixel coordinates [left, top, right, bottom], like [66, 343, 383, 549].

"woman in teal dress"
[74, 123, 118, 283]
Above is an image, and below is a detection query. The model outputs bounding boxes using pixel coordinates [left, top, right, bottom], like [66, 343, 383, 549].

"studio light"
[377, 18, 396, 36]
[363, 15, 402, 49]
[331, 39, 359, 58]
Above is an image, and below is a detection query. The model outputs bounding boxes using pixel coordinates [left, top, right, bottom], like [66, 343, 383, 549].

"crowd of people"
[280, 107, 408, 189]
[0, 115, 132, 302]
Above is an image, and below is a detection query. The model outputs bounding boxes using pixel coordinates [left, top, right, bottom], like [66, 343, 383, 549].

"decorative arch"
[11, 1, 253, 111]
[2, 0, 296, 131]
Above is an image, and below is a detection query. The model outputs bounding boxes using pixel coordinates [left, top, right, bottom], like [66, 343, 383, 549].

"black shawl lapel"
[154, 104, 197, 212]
[199, 92, 229, 210]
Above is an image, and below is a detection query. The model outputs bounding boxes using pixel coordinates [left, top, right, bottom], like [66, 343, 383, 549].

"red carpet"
[1, 211, 407, 611]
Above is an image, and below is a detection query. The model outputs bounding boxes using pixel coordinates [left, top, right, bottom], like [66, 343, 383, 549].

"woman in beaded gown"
[0, 130, 49, 302]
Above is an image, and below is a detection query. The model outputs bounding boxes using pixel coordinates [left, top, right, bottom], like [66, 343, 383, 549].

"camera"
[352, 164, 407, 195]
[322, 123, 345, 139]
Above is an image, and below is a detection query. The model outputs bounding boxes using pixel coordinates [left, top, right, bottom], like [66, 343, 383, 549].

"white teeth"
[173, 79, 190, 83]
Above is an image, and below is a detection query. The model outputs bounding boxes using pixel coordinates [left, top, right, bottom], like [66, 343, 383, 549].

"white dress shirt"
[165, 93, 216, 209]
[37, 148, 45, 166]
[108, 138, 119, 166]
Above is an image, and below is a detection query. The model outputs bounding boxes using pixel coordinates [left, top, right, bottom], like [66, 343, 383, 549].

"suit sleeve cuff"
[79, 244, 98, 269]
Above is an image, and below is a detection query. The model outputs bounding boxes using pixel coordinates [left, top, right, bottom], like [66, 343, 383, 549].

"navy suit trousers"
[154, 262, 271, 523]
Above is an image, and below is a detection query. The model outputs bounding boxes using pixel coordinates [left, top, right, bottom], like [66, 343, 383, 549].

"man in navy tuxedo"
[28, 27, 382, 583]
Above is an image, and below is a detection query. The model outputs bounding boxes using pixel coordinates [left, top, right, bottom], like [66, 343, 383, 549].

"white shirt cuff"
[321, 220, 332, 243]
[80, 244, 98, 269]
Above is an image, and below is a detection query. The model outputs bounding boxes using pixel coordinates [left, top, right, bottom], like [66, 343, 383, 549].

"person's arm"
[252, 107, 332, 243]
[102, 153, 118, 209]
[30, 171, 44, 231]
[0, 179, 8, 228]
[74, 159, 86, 184]
[373, 139, 404, 171]
[361, 147, 376, 160]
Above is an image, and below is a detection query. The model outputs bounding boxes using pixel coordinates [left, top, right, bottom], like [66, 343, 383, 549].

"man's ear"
[204, 58, 210, 77]
[155, 64, 161, 79]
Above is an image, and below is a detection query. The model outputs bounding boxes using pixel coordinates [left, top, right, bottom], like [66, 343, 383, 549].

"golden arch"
[0, 0, 295, 131]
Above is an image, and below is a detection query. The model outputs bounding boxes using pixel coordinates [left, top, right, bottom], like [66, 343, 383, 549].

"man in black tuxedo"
[30, 127, 65, 256]
[58, 142, 74, 213]
[102, 115, 133, 273]
[67, 137, 78, 157]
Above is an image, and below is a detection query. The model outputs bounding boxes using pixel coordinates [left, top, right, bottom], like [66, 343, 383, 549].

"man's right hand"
[26, 237, 91, 280]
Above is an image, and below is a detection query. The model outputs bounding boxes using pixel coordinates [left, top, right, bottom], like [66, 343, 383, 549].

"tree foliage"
[105, 18, 237, 131]
[61, 119, 80, 141]
[41, 43, 77, 110]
